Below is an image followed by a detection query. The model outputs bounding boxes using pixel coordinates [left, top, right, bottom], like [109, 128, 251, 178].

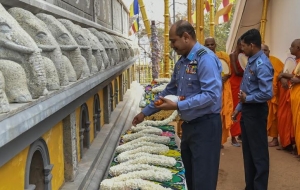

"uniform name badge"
[186, 60, 197, 74]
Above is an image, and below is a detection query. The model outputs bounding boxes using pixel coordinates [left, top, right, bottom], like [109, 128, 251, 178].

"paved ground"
[217, 138, 300, 190]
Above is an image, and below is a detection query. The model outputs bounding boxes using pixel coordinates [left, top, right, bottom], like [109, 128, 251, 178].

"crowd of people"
[132, 20, 300, 190]
[204, 34, 300, 159]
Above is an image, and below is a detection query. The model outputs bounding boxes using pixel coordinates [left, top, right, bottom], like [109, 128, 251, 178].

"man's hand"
[280, 78, 289, 89]
[238, 90, 247, 103]
[132, 112, 145, 126]
[290, 76, 300, 85]
[155, 96, 178, 110]
[231, 110, 239, 122]
[222, 75, 230, 83]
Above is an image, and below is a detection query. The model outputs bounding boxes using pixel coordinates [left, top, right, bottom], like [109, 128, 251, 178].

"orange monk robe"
[267, 56, 284, 137]
[229, 55, 244, 137]
[216, 51, 233, 144]
[277, 82, 294, 148]
[290, 59, 300, 154]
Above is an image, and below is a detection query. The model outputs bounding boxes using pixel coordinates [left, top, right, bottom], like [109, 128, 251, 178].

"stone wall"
[0, 3, 138, 114]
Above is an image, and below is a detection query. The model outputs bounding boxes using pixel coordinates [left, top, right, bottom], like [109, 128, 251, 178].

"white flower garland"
[109, 163, 171, 176]
[116, 141, 167, 153]
[151, 84, 167, 93]
[137, 110, 178, 127]
[117, 146, 169, 162]
[126, 135, 170, 144]
[102, 170, 172, 183]
[100, 179, 172, 190]
[117, 152, 176, 166]
[131, 125, 159, 132]
[124, 155, 176, 167]
[123, 132, 168, 142]
[139, 128, 163, 135]
[154, 78, 171, 84]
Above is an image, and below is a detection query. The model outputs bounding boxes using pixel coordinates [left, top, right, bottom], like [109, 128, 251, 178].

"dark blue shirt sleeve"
[245, 64, 273, 103]
[141, 63, 179, 116]
[177, 54, 222, 111]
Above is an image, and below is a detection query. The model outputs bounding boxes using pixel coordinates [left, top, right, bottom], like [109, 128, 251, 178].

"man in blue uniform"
[132, 20, 223, 190]
[232, 29, 273, 190]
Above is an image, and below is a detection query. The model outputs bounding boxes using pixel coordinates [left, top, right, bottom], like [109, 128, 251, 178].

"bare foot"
[268, 138, 279, 147]
[276, 144, 293, 151]
[237, 135, 242, 141]
[231, 137, 240, 147]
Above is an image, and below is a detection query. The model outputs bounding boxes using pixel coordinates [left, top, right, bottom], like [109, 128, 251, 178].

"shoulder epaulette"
[196, 48, 207, 57]
[256, 57, 263, 67]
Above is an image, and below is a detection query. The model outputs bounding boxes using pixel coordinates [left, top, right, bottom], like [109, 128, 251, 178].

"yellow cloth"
[267, 56, 284, 137]
[216, 51, 233, 144]
[290, 59, 300, 155]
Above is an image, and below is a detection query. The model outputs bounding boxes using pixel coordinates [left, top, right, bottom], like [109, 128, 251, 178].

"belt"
[184, 113, 220, 124]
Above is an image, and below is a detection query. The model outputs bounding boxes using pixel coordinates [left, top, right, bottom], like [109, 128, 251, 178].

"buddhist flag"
[204, 0, 210, 14]
[129, 0, 139, 35]
[215, 0, 233, 25]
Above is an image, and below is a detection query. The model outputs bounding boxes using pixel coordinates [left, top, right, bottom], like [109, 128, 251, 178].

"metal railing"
[134, 59, 175, 84]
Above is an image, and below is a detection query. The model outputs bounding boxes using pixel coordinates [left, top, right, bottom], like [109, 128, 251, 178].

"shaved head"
[261, 44, 270, 57]
[204, 37, 216, 52]
[290, 39, 300, 58]
[293, 39, 300, 46]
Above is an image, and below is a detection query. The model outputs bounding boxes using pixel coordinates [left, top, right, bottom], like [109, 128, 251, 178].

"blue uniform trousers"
[240, 103, 269, 190]
[180, 113, 222, 190]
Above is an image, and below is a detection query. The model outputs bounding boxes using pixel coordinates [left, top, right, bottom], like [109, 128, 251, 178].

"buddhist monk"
[262, 44, 284, 147]
[277, 40, 297, 152]
[229, 38, 243, 146]
[205, 37, 233, 148]
[288, 39, 300, 155]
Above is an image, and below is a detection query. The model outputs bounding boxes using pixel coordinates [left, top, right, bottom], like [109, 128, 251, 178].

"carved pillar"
[79, 128, 85, 159]
[118, 75, 124, 101]
[103, 86, 111, 123]
[62, 113, 78, 181]
[93, 108, 101, 133]
[110, 94, 114, 111]
[84, 121, 91, 149]
[115, 90, 119, 104]
[44, 164, 54, 189]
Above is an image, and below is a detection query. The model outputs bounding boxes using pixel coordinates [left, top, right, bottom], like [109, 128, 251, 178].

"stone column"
[62, 112, 78, 181]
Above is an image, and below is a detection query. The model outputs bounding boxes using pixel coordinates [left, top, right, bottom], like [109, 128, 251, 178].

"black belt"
[184, 113, 220, 124]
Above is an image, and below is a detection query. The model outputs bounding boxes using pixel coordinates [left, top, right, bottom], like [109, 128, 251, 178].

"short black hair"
[174, 20, 196, 40]
[240, 29, 261, 48]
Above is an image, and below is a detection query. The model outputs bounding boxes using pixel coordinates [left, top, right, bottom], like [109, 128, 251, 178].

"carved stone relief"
[0, 4, 46, 99]
[88, 28, 111, 69]
[8, 7, 69, 87]
[101, 32, 120, 65]
[36, 13, 83, 80]
[58, 19, 98, 75]
[0, 71, 9, 113]
[0, 2, 138, 114]
[82, 28, 105, 71]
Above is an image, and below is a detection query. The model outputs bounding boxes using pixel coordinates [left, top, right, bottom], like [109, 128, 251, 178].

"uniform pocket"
[184, 74, 199, 93]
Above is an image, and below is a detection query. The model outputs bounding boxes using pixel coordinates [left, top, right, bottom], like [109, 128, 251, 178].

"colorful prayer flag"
[215, 0, 233, 25]
[129, 0, 139, 35]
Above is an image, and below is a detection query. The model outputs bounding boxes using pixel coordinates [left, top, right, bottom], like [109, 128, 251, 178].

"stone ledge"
[0, 58, 137, 148]
[60, 82, 143, 190]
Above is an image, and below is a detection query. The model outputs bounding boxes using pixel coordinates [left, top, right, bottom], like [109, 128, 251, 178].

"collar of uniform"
[186, 42, 201, 61]
[248, 50, 263, 64]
